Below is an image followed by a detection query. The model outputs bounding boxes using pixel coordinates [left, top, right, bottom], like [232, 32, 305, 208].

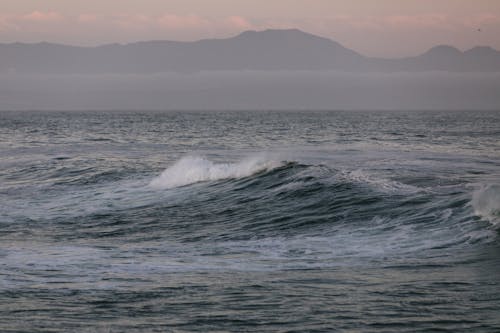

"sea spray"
[472, 184, 500, 226]
[150, 154, 285, 189]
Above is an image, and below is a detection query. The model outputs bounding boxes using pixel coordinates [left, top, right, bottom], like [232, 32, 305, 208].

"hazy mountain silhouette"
[1, 29, 499, 74]
[370, 44, 500, 72]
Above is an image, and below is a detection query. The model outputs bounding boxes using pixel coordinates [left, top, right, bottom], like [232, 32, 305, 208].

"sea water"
[1, 110, 499, 332]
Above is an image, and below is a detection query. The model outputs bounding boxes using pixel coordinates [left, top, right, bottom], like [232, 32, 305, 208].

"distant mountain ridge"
[1, 29, 500, 74]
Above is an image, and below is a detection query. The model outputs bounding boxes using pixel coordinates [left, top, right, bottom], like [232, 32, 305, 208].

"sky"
[1, 0, 499, 57]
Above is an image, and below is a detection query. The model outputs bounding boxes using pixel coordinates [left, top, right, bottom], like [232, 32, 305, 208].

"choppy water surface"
[1, 110, 500, 332]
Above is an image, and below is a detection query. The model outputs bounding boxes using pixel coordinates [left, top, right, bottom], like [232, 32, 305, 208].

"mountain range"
[2, 29, 500, 74]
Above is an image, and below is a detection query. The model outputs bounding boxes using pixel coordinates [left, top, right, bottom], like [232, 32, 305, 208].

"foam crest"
[472, 184, 500, 226]
[150, 154, 284, 189]
[343, 169, 422, 195]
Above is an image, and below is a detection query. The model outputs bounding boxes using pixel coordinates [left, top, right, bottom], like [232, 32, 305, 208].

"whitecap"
[472, 184, 500, 226]
[150, 154, 285, 189]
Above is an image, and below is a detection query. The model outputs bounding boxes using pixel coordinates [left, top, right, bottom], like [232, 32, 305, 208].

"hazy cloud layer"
[2, 71, 499, 111]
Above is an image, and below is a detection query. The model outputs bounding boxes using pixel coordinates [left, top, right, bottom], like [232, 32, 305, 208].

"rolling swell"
[4, 153, 496, 261]
[96, 154, 496, 261]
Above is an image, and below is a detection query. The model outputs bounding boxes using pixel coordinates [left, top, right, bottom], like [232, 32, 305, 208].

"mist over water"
[1, 110, 500, 332]
[2, 71, 500, 111]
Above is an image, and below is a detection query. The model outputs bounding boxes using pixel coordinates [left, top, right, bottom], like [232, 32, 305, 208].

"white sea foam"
[342, 169, 422, 195]
[472, 184, 500, 226]
[150, 154, 284, 189]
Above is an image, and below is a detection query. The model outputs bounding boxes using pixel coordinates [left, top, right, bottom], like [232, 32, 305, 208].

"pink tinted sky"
[1, 0, 499, 57]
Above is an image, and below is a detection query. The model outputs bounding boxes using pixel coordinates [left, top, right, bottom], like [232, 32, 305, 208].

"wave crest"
[150, 155, 285, 189]
[472, 184, 500, 226]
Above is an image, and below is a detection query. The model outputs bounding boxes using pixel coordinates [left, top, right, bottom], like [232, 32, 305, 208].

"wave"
[143, 154, 498, 251]
[149, 154, 286, 189]
[13, 152, 494, 257]
[472, 184, 500, 226]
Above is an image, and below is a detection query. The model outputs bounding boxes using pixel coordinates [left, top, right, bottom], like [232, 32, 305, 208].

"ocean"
[1, 110, 499, 332]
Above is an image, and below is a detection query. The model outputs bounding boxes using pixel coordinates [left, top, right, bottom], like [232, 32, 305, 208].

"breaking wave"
[473, 184, 500, 226]
[142, 153, 499, 254]
[149, 154, 285, 189]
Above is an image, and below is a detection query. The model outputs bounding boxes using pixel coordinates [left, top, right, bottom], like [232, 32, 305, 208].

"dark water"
[1, 110, 500, 332]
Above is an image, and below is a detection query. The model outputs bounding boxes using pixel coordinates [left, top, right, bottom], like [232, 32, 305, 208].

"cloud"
[463, 14, 500, 28]
[22, 11, 63, 22]
[312, 14, 456, 31]
[77, 14, 98, 23]
[103, 13, 255, 32]
[382, 14, 454, 30]
[3, 10, 498, 35]
[326, 13, 500, 31]
[0, 15, 18, 31]
[111, 13, 152, 30]
[156, 14, 211, 30]
[225, 16, 253, 29]
[105, 13, 258, 34]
